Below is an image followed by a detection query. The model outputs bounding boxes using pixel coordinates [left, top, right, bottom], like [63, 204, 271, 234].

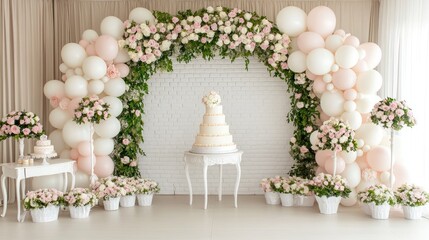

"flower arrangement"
[90, 176, 124, 200]
[118, 177, 139, 196]
[0, 111, 44, 141]
[308, 173, 351, 198]
[202, 91, 221, 107]
[23, 188, 64, 210]
[395, 184, 429, 207]
[357, 184, 396, 206]
[63, 188, 98, 207]
[73, 96, 110, 124]
[290, 177, 312, 196]
[135, 178, 160, 194]
[370, 97, 416, 131]
[311, 118, 357, 153]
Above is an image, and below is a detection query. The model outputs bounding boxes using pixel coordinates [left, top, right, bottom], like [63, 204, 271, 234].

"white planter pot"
[30, 205, 60, 223]
[69, 205, 91, 219]
[294, 195, 315, 207]
[264, 192, 280, 205]
[120, 195, 136, 208]
[370, 202, 390, 220]
[402, 205, 424, 220]
[103, 197, 120, 211]
[137, 194, 154, 206]
[315, 196, 341, 214]
[280, 193, 294, 207]
[359, 202, 371, 215]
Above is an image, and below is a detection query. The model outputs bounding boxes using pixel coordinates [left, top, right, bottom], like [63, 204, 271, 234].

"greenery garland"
[114, 6, 319, 178]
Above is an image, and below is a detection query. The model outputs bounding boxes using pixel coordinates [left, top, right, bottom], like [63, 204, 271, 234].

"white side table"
[184, 151, 243, 209]
[0, 159, 75, 222]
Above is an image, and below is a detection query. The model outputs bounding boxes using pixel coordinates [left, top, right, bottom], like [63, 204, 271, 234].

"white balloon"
[100, 16, 124, 40]
[339, 151, 357, 164]
[114, 48, 131, 64]
[65, 69, 75, 78]
[323, 74, 332, 83]
[88, 79, 105, 95]
[356, 95, 380, 114]
[44, 80, 65, 99]
[61, 43, 87, 68]
[65, 75, 88, 98]
[49, 130, 68, 154]
[356, 70, 383, 94]
[59, 63, 68, 73]
[341, 111, 362, 130]
[320, 91, 345, 117]
[306, 48, 335, 75]
[62, 119, 90, 148]
[343, 100, 357, 112]
[287, 51, 307, 73]
[94, 117, 121, 138]
[355, 123, 384, 147]
[380, 171, 395, 185]
[75, 170, 90, 188]
[104, 78, 126, 97]
[335, 45, 359, 69]
[82, 56, 107, 80]
[326, 83, 334, 91]
[94, 138, 115, 155]
[275, 6, 307, 37]
[356, 139, 365, 148]
[129, 7, 155, 24]
[325, 35, 343, 52]
[49, 107, 71, 129]
[331, 64, 339, 72]
[340, 188, 357, 206]
[102, 96, 123, 117]
[31, 174, 64, 191]
[310, 131, 319, 145]
[74, 68, 83, 76]
[82, 29, 99, 43]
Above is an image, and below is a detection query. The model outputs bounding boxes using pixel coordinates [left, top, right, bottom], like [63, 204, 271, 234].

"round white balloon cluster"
[43, 15, 131, 187]
[277, 6, 407, 206]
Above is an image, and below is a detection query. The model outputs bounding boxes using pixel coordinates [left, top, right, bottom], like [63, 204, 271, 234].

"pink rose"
[31, 125, 40, 133]
[281, 62, 288, 69]
[135, 110, 141, 117]
[6, 117, 15, 125]
[22, 128, 31, 135]
[106, 64, 120, 79]
[130, 161, 137, 167]
[122, 138, 130, 145]
[50, 96, 60, 108]
[172, 17, 179, 24]
[75, 111, 82, 118]
[300, 146, 309, 154]
[10, 125, 20, 135]
[87, 110, 94, 118]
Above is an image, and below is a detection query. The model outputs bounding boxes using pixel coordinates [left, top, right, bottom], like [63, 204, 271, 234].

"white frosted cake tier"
[203, 115, 226, 125]
[36, 140, 51, 146]
[206, 105, 223, 115]
[199, 124, 229, 135]
[34, 145, 54, 154]
[190, 144, 237, 154]
[195, 135, 233, 146]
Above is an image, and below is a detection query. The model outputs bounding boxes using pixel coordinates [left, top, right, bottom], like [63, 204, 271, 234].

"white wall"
[139, 57, 293, 195]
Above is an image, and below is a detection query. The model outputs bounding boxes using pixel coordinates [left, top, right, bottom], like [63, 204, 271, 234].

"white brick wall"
[139, 56, 293, 195]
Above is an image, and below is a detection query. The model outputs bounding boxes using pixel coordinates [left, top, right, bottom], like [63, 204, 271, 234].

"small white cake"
[34, 135, 55, 154]
[191, 91, 237, 154]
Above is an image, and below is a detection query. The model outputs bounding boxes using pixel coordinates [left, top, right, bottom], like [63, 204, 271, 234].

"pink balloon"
[393, 163, 410, 188]
[94, 155, 114, 178]
[356, 155, 369, 169]
[61, 74, 67, 81]
[344, 36, 360, 47]
[361, 113, 370, 123]
[79, 39, 89, 48]
[313, 78, 326, 94]
[343, 89, 357, 101]
[77, 155, 97, 175]
[359, 43, 382, 69]
[95, 35, 119, 61]
[315, 150, 333, 166]
[332, 68, 357, 90]
[306, 70, 318, 80]
[69, 148, 80, 160]
[334, 29, 346, 37]
[319, 110, 330, 122]
[325, 156, 346, 174]
[307, 6, 337, 38]
[115, 63, 130, 78]
[85, 44, 96, 56]
[367, 146, 391, 172]
[77, 141, 91, 157]
[352, 60, 369, 73]
[316, 166, 326, 175]
[67, 97, 82, 115]
[297, 31, 325, 54]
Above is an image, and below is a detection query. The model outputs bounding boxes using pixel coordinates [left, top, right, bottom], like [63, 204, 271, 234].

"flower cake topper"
[202, 91, 221, 108]
[40, 134, 48, 141]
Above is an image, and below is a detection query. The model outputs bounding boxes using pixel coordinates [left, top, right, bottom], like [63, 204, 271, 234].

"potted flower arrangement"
[135, 178, 160, 206]
[308, 173, 351, 214]
[395, 183, 429, 220]
[118, 177, 139, 208]
[278, 176, 300, 207]
[357, 184, 396, 220]
[290, 178, 315, 207]
[23, 188, 64, 223]
[91, 176, 123, 211]
[259, 176, 281, 205]
[63, 188, 98, 218]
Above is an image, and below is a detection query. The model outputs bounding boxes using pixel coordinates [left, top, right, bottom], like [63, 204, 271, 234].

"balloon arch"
[44, 6, 394, 200]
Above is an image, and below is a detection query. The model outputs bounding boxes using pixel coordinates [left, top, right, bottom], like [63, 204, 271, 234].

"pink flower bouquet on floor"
[24, 188, 64, 210]
[0, 111, 44, 141]
[90, 176, 123, 201]
[64, 188, 98, 207]
[370, 97, 416, 131]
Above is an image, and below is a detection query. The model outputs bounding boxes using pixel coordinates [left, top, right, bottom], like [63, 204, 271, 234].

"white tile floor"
[1, 195, 428, 240]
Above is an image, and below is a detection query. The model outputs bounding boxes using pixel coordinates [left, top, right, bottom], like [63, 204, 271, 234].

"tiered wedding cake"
[34, 135, 55, 154]
[191, 91, 237, 154]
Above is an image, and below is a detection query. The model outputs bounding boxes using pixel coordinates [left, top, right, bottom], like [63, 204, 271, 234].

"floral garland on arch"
[115, 6, 318, 178]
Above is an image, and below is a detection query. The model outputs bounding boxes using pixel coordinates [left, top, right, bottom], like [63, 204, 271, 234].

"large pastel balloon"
[343, 100, 357, 112]
[75, 170, 90, 188]
[77, 155, 97, 175]
[307, 6, 336, 38]
[393, 163, 410, 188]
[70, 148, 80, 160]
[102, 96, 123, 117]
[359, 42, 382, 69]
[344, 89, 357, 101]
[367, 146, 391, 172]
[355, 95, 380, 114]
[100, 16, 124, 40]
[94, 155, 115, 178]
[85, 44, 96, 56]
[88, 79, 105, 95]
[94, 138, 115, 155]
[95, 35, 119, 61]
[310, 131, 319, 145]
[352, 60, 369, 73]
[129, 7, 155, 24]
[61, 43, 87, 68]
[82, 56, 107, 80]
[379, 171, 394, 186]
[49, 130, 68, 154]
[44, 80, 65, 99]
[65, 75, 88, 98]
[77, 141, 91, 157]
[355, 123, 384, 147]
[115, 63, 130, 78]
[31, 174, 64, 191]
[325, 156, 346, 174]
[275, 6, 307, 37]
[339, 151, 357, 164]
[49, 107, 70, 129]
[104, 78, 126, 97]
[356, 70, 383, 94]
[341, 111, 362, 130]
[94, 117, 121, 138]
[341, 188, 357, 206]
[344, 36, 360, 47]
[62, 119, 90, 148]
[335, 45, 359, 69]
[114, 49, 131, 64]
[325, 34, 343, 52]
[82, 29, 99, 43]
[316, 166, 326, 175]
[332, 68, 356, 90]
[313, 78, 326, 95]
[356, 155, 369, 169]
[297, 32, 325, 54]
[320, 91, 345, 117]
[315, 150, 333, 167]
[287, 51, 307, 73]
[340, 163, 361, 188]
[307, 48, 335, 75]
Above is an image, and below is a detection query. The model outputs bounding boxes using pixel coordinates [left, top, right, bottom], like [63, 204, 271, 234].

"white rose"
[187, 16, 194, 22]
[275, 33, 282, 40]
[207, 31, 215, 38]
[118, 40, 126, 48]
[268, 34, 274, 40]
[145, 48, 152, 54]
[219, 26, 225, 32]
[224, 38, 230, 45]
[218, 20, 224, 26]
[224, 26, 232, 34]
[207, 6, 214, 13]
[153, 33, 160, 41]
[135, 32, 143, 40]
[181, 38, 189, 44]
[240, 27, 248, 34]
[339, 136, 347, 143]
[99, 185, 106, 191]
[167, 23, 174, 30]
[216, 6, 223, 12]
[160, 40, 172, 51]
[232, 34, 239, 41]
[82, 108, 89, 114]
[194, 16, 202, 23]
[219, 11, 227, 19]
[129, 42, 137, 49]
[253, 35, 262, 43]
[180, 31, 187, 37]
[216, 39, 223, 47]
[274, 43, 283, 52]
[246, 22, 253, 28]
[244, 44, 252, 51]
[262, 19, 269, 25]
[244, 13, 252, 21]
[332, 138, 338, 144]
